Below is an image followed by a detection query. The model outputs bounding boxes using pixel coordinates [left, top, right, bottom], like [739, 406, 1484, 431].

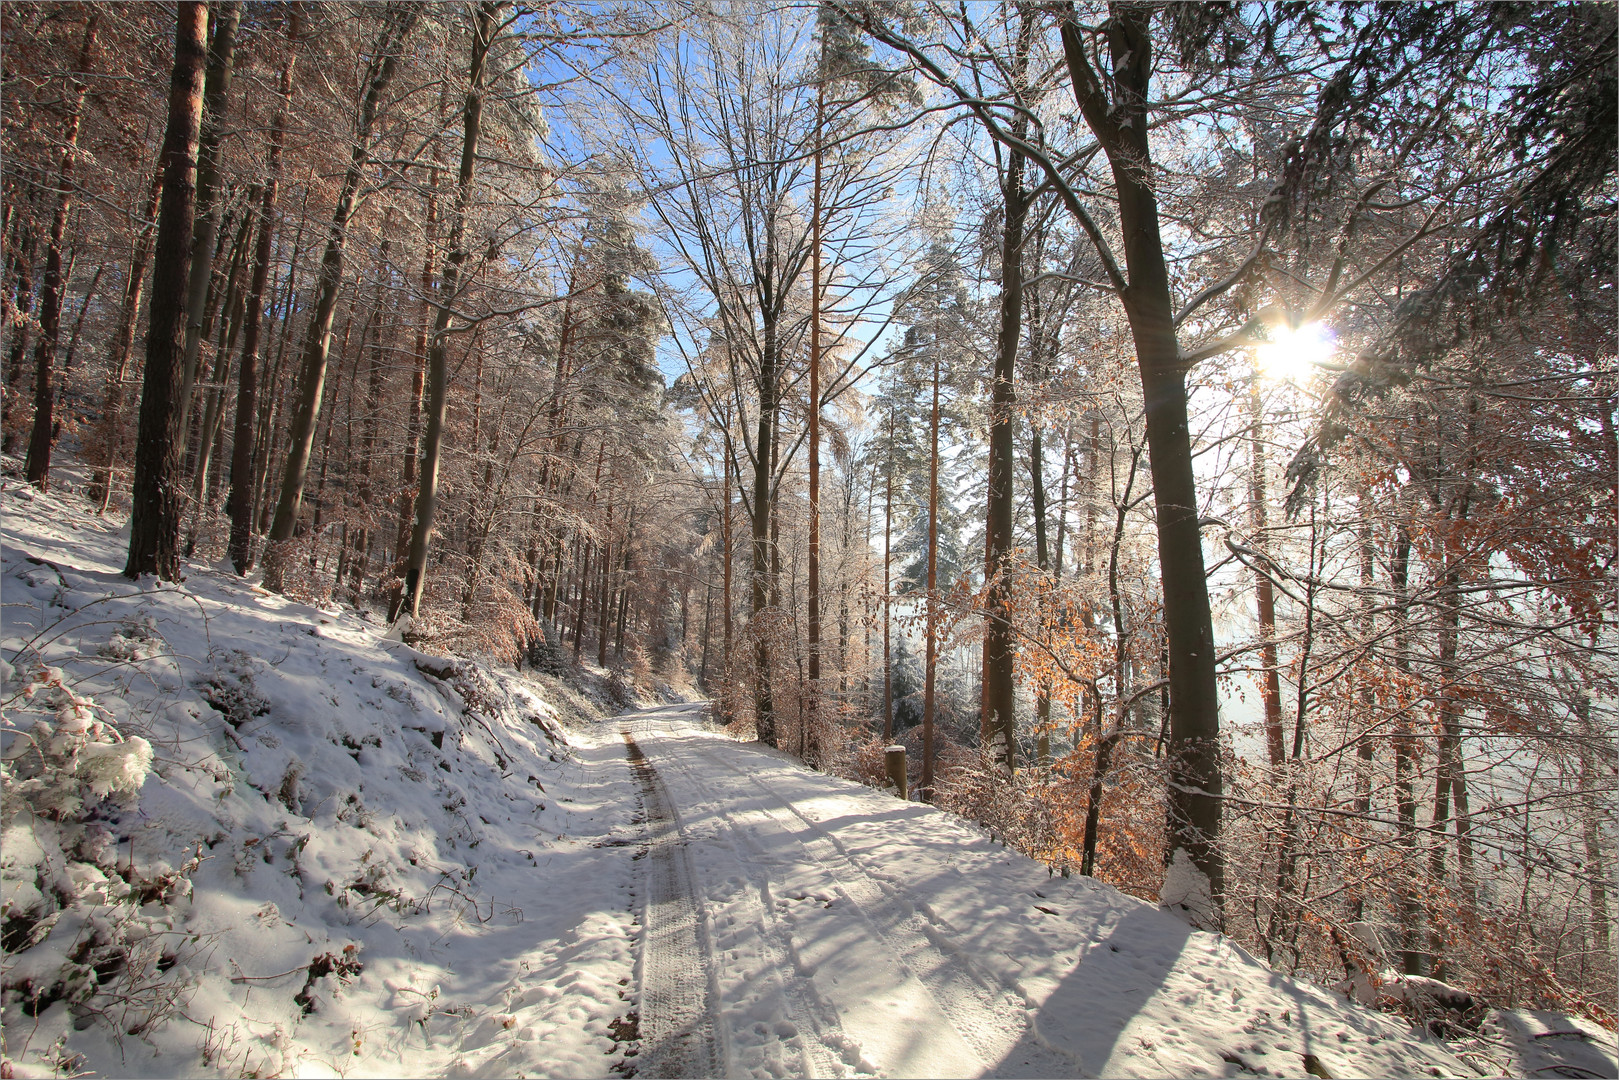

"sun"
[1256, 322, 1335, 383]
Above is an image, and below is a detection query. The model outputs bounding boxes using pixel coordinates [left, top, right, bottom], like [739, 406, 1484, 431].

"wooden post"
[885, 745, 907, 801]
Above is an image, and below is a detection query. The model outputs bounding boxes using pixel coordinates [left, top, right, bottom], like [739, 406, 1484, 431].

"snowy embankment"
[1, 473, 646, 1079]
[3, 470, 1614, 1080]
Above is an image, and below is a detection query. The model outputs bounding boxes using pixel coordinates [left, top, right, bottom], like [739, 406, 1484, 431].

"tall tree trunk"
[982, 126, 1026, 773]
[5, 183, 40, 456]
[176, 0, 241, 438]
[922, 351, 941, 799]
[1428, 566, 1464, 979]
[353, 258, 387, 595]
[124, 1, 209, 580]
[25, 14, 98, 489]
[401, 1, 499, 620]
[92, 168, 163, 511]
[185, 204, 252, 553]
[263, 6, 418, 593]
[881, 406, 894, 743]
[1029, 421, 1052, 764]
[1061, 11, 1224, 920]
[1081, 444, 1141, 877]
[699, 582, 713, 689]
[253, 179, 309, 534]
[1352, 506, 1377, 825]
[721, 441, 734, 711]
[1249, 378, 1286, 767]
[597, 500, 616, 668]
[1575, 693, 1611, 953]
[806, 81, 825, 763]
[751, 307, 780, 746]
[394, 81, 450, 591]
[228, 46, 293, 574]
[1390, 524, 1424, 974]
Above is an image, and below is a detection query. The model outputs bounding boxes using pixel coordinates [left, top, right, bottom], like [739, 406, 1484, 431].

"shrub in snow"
[195, 649, 271, 730]
[2, 666, 202, 1055]
[96, 616, 163, 663]
[2, 667, 154, 822]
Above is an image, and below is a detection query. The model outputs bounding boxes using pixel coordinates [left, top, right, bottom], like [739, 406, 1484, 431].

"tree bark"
[806, 82, 825, 762]
[124, 1, 209, 580]
[1390, 524, 1425, 974]
[1029, 420, 1052, 764]
[1249, 379, 1286, 767]
[228, 47, 293, 574]
[882, 405, 894, 743]
[1061, 9, 1224, 920]
[751, 306, 780, 745]
[922, 352, 941, 799]
[982, 125, 1026, 773]
[91, 169, 163, 511]
[25, 13, 98, 490]
[176, 0, 241, 438]
[184, 204, 252, 553]
[401, 1, 500, 619]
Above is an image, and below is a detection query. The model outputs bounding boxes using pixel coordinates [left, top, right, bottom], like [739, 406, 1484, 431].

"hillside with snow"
[2, 469, 1614, 1078]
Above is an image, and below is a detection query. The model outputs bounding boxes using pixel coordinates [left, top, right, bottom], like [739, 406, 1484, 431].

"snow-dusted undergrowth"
[1, 470, 644, 1079]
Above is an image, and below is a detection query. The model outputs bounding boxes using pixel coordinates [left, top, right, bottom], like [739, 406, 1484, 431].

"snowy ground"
[620, 708, 1489, 1080]
[1, 469, 648, 1078]
[2, 466, 1615, 1079]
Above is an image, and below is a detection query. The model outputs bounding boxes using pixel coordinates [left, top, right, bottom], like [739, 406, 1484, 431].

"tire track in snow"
[623, 726, 718, 1079]
[687, 735, 1081, 1079]
[629, 714, 851, 1079]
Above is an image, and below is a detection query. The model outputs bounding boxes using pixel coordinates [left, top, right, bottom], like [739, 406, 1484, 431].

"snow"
[621, 711, 1477, 1079]
[2, 464, 1614, 1079]
[2, 471, 645, 1078]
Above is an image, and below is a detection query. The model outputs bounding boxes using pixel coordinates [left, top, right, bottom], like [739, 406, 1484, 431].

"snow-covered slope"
[1, 474, 645, 1078]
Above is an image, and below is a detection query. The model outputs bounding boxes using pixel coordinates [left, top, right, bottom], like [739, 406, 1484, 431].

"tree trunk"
[922, 352, 941, 799]
[184, 204, 252, 554]
[806, 82, 825, 763]
[751, 308, 779, 746]
[401, 1, 498, 620]
[721, 441, 734, 710]
[91, 168, 163, 511]
[1428, 567, 1464, 978]
[881, 406, 894, 743]
[1249, 378, 1286, 767]
[124, 1, 209, 581]
[982, 127, 1026, 774]
[1576, 693, 1611, 953]
[1061, 11, 1224, 920]
[353, 258, 388, 596]
[597, 501, 616, 668]
[264, 7, 418, 594]
[24, 14, 98, 490]
[176, 0, 241, 438]
[253, 181, 310, 534]
[228, 47, 293, 574]
[1390, 524, 1424, 974]
[1029, 421, 1052, 765]
[4, 202, 37, 419]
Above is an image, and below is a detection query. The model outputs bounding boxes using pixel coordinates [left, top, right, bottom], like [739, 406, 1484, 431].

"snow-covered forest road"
[6, 477, 1605, 1079]
[609, 704, 1468, 1079]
